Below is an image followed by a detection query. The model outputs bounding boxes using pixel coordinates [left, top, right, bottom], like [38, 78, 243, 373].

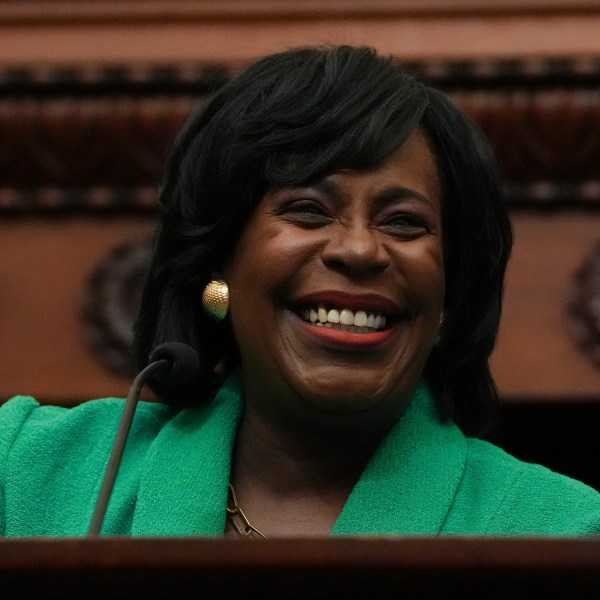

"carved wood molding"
[1, 58, 600, 213]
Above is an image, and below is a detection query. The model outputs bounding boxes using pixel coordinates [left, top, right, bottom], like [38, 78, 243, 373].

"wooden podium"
[2, 537, 600, 599]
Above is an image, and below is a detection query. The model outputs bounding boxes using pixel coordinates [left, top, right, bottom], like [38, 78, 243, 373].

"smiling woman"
[2, 46, 600, 538]
[224, 134, 444, 429]
[134, 47, 507, 438]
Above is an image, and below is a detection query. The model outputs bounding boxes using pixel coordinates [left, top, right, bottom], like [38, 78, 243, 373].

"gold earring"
[202, 279, 229, 320]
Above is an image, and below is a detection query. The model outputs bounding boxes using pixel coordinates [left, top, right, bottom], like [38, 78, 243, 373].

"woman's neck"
[227, 407, 382, 537]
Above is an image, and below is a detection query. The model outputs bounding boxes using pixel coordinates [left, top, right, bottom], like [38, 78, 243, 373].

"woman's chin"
[289, 369, 408, 418]
[304, 392, 382, 415]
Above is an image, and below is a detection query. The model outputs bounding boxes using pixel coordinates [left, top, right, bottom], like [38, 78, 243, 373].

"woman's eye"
[380, 214, 431, 238]
[278, 200, 331, 225]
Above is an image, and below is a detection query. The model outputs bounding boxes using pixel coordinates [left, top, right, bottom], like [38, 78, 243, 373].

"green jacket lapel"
[332, 383, 467, 535]
[132, 374, 243, 536]
[132, 376, 465, 537]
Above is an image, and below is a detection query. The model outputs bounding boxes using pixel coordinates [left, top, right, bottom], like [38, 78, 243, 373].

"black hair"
[131, 45, 512, 437]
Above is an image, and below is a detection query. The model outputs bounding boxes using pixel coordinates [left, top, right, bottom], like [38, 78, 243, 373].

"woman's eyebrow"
[372, 186, 436, 210]
[299, 179, 435, 210]
[303, 177, 338, 197]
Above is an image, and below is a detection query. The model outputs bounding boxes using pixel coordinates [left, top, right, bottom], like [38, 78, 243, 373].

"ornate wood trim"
[1, 58, 600, 213]
[568, 243, 600, 369]
[81, 234, 153, 376]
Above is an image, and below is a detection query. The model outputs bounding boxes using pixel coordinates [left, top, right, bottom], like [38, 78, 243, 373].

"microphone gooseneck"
[87, 343, 199, 537]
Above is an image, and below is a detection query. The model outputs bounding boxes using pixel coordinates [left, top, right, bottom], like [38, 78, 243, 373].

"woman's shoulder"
[465, 437, 599, 496]
[0, 395, 175, 465]
[1, 394, 175, 424]
[0, 396, 180, 536]
[453, 437, 600, 535]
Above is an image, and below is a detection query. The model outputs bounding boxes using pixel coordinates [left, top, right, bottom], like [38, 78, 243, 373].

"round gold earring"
[202, 279, 229, 320]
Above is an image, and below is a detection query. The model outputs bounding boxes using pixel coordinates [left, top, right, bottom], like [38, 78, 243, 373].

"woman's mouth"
[300, 305, 388, 334]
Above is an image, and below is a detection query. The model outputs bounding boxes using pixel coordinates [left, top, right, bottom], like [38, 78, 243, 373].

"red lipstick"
[297, 320, 396, 350]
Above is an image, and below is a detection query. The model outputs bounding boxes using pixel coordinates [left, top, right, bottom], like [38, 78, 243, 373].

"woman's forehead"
[267, 130, 440, 200]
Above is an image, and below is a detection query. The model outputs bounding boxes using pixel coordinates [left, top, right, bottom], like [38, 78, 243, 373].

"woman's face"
[224, 131, 445, 431]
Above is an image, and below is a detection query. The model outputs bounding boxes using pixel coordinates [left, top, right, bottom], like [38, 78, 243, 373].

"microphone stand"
[87, 359, 169, 537]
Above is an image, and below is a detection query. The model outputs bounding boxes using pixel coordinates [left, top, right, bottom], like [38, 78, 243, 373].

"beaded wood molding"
[1, 57, 600, 213]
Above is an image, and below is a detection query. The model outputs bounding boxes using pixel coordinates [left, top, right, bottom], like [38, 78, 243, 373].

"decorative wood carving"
[0, 64, 230, 213]
[1, 59, 600, 212]
[568, 244, 600, 370]
[81, 234, 153, 376]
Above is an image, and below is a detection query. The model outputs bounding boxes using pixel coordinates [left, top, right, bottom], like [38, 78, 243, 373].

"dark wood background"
[0, 1, 598, 489]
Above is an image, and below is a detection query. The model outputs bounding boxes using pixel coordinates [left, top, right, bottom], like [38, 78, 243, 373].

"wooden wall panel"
[0, 218, 153, 404]
[491, 214, 600, 400]
[0, 214, 598, 404]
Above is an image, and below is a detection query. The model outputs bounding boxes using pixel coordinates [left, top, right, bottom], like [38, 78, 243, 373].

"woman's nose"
[321, 222, 390, 277]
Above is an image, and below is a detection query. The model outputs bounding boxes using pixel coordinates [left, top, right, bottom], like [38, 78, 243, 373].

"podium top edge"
[2, 535, 600, 572]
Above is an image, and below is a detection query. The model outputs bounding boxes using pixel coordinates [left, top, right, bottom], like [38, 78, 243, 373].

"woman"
[2, 46, 599, 537]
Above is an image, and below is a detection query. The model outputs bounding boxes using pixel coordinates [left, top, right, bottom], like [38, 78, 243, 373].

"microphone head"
[148, 342, 200, 386]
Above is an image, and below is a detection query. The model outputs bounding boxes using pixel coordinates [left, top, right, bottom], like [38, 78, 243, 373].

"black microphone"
[87, 342, 199, 536]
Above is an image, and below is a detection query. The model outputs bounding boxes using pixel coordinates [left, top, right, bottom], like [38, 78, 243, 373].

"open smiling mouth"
[299, 304, 389, 334]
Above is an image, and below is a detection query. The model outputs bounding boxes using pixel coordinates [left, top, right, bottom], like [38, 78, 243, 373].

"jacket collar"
[332, 384, 467, 535]
[132, 374, 466, 536]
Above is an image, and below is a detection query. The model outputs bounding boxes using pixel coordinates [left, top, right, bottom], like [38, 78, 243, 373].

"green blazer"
[2, 373, 599, 537]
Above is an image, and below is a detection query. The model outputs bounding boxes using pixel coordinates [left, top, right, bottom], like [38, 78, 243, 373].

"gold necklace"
[226, 483, 268, 539]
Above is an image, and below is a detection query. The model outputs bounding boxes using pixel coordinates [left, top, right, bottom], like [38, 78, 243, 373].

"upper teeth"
[301, 305, 387, 330]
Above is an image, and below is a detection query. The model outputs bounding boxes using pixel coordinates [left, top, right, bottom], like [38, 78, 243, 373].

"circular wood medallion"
[568, 243, 600, 370]
[81, 235, 153, 376]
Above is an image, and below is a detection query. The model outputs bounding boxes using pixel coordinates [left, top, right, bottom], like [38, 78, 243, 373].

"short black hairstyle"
[132, 45, 512, 437]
